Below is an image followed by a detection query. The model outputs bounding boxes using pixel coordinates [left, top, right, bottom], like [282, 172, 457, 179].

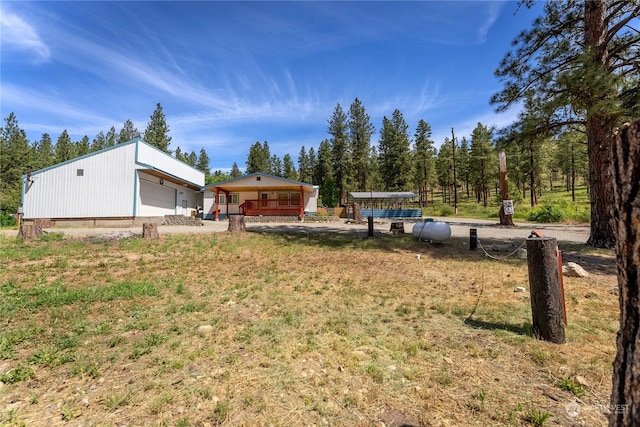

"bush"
[527, 203, 565, 223]
[0, 211, 16, 227]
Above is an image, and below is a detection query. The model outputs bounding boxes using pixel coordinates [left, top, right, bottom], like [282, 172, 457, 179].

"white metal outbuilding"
[21, 138, 205, 226]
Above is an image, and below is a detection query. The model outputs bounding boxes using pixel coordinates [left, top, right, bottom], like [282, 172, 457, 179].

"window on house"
[77, 169, 84, 176]
[277, 192, 289, 206]
[229, 193, 239, 204]
[218, 194, 226, 205]
[290, 192, 301, 206]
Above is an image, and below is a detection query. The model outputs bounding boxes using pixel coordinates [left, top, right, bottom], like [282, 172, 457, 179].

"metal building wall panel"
[23, 144, 136, 218]
[136, 143, 204, 186]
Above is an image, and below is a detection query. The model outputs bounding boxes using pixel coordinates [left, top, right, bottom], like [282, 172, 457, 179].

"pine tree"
[327, 104, 350, 204]
[298, 147, 312, 183]
[269, 154, 282, 177]
[492, 0, 639, 248]
[106, 126, 117, 147]
[314, 139, 333, 195]
[196, 148, 210, 173]
[0, 113, 32, 212]
[174, 146, 185, 162]
[469, 123, 495, 207]
[55, 130, 75, 163]
[348, 98, 375, 191]
[118, 119, 140, 143]
[230, 162, 242, 178]
[186, 151, 197, 167]
[34, 133, 55, 169]
[91, 131, 107, 151]
[144, 103, 172, 154]
[282, 154, 297, 180]
[378, 109, 413, 191]
[246, 141, 271, 173]
[413, 119, 436, 206]
[75, 135, 90, 157]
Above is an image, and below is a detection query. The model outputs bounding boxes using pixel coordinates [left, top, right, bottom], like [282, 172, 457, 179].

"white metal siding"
[136, 143, 204, 186]
[23, 144, 136, 219]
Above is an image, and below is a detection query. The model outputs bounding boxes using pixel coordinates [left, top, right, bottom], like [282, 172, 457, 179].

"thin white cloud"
[0, 7, 50, 61]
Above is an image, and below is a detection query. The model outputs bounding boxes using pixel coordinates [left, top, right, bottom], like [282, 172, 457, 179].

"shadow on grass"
[464, 317, 533, 337]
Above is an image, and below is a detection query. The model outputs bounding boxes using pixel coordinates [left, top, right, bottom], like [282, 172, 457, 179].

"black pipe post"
[470, 228, 477, 250]
[368, 216, 374, 237]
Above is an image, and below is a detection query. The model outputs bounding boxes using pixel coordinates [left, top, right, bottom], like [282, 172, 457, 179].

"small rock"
[416, 254, 421, 260]
[81, 397, 89, 406]
[515, 286, 526, 293]
[443, 357, 453, 365]
[226, 300, 236, 306]
[197, 325, 215, 336]
[575, 375, 589, 387]
[563, 262, 588, 277]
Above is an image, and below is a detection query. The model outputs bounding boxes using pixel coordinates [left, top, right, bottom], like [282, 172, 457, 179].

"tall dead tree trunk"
[609, 119, 640, 426]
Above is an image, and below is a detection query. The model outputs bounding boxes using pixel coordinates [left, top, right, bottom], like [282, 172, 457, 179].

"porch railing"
[239, 199, 302, 217]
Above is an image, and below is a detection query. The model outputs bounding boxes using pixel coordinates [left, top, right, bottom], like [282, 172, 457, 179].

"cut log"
[390, 222, 405, 234]
[228, 215, 246, 232]
[18, 224, 43, 239]
[525, 237, 566, 344]
[142, 223, 159, 239]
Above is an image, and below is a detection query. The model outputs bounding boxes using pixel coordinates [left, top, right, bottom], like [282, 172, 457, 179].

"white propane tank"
[412, 220, 451, 242]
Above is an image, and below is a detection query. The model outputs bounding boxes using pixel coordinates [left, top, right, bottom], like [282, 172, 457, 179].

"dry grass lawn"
[0, 229, 619, 426]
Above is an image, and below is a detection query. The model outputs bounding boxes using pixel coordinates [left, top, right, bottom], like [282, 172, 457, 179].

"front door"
[260, 192, 269, 207]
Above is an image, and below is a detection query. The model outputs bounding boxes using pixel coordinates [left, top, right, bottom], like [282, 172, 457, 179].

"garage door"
[139, 179, 176, 216]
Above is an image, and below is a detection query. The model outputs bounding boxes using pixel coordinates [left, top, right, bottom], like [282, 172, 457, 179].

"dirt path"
[1, 216, 590, 244]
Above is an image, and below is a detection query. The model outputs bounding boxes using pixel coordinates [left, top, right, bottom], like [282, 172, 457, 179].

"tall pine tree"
[348, 98, 375, 191]
[144, 103, 172, 153]
[327, 104, 350, 204]
[378, 109, 413, 191]
[118, 119, 140, 143]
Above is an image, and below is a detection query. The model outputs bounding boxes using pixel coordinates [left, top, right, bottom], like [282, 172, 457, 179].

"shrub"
[527, 203, 565, 223]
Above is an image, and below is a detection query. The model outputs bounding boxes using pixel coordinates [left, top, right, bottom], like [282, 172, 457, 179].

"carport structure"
[347, 191, 421, 219]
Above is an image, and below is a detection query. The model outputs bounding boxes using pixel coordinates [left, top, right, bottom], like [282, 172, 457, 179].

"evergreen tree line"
[245, 98, 589, 209]
[1, 98, 591, 218]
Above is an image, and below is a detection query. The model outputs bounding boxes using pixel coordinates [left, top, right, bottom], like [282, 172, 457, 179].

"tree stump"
[18, 224, 43, 240]
[354, 203, 362, 223]
[142, 223, 159, 239]
[390, 222, 405, 234]
[609, 118, 640, 425]
[228, 215, 246, 232]
[525, 237, 565, 344]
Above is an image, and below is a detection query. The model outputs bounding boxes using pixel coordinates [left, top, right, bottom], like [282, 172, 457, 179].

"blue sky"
[1, 1, 543, 172]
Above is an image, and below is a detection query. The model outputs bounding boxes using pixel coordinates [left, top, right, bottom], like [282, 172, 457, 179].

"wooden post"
[469, 228, 477, 251]
[367, 216, 374, 237]
[228, 215, 246, 232]
[609, 118, 640, 425]
[142, 223, 159, 239]
[525, 237, 565, 344]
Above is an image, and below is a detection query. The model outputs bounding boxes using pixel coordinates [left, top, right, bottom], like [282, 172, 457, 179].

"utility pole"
[451, 128, 458, 215]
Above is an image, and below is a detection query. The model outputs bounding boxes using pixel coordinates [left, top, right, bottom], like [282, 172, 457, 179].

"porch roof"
[348, 191, 417, 204]
[203, 172, 315, 193]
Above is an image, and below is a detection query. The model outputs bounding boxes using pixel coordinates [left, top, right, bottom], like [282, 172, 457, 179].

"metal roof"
[348, 192, 417, 200]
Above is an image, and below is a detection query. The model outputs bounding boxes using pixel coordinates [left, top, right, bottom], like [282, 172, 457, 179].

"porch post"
[215, 188, 220, 221]
[299, 186, 304, 218]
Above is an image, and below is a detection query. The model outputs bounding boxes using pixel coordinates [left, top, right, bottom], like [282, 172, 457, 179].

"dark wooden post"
[142, 223, 159, 239]
[228, 215, 246, 232]
[367, 216, 374, 237]
[609, 118, 640, 425]
[525, 237, 565, 344]
[469, 228, 477, 250]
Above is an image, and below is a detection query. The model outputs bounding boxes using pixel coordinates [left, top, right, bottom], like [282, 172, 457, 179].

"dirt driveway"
[1, 216, 591, 244]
